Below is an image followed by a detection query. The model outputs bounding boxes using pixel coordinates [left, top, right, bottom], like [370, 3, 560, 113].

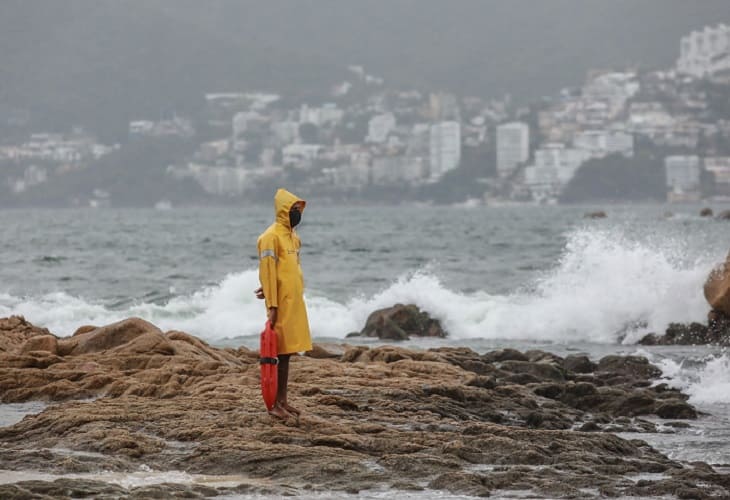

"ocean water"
[2, 203, 730, 475]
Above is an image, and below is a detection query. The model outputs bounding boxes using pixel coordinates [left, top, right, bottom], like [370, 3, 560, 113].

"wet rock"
[597, 355, 661, 379]
[358, 304, 446, 340]
[655, 400, 698, 419]
[498, 360, 565, 382]
[705, 252, 730, 317]
[584, 210, 607, 219]
[700, 207, 714, 217]
[481, 348, 528, 363]
[0, 317, 722, 498]
[563, 354, 596, 373]
[717, 209, 730, 220]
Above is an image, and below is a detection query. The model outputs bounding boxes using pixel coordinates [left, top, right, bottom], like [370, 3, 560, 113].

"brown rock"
[0, 315, 51, 353]
[73, 325, 98, 336]
[717, 210, 730, 220]
[584, 210, 607, 219]
[700, 207, 713, 217]
[358, 304, 446, 340]
[60, 317, 164, 356]
[705, 252, 730, 317]
[19, 335, 59, 354]
[305, 343, 350, 359]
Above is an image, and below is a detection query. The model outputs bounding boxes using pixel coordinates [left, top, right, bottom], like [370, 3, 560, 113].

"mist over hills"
[2, 0, 729, 141]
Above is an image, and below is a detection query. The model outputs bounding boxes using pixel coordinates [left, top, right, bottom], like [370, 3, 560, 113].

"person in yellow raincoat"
[255, 188, 312, 419]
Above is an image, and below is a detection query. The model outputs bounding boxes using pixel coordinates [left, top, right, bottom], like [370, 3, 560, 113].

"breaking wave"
[0, 228, 719, 344]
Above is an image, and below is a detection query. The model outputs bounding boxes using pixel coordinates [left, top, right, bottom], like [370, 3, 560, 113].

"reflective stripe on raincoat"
[257, 188, 312, 354]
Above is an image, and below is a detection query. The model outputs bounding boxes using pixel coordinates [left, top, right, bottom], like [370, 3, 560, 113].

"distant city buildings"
[429, 121, 461, 180]
[677, 23, 730, 81]
[497, 122, 529, 177]
[4, 23, 730, 206]
[665, 155, 702, 202]
[367, 113, 396, 143]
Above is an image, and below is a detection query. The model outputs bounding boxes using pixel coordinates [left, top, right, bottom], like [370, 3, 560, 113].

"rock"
[563, 354, 596, 374]
[717, 210, 730, 220]
[0, 315, 51, 354]
[19, 334, 59, 354]
[59, 317, 164, 356]
[481, 348, 529, 363]
[584, 210, 607, 219]
[0, 317, 722, 498]
[359, 304, 446, 340]
[655, 400, 698, 419]
[700, 207, 714, 217]
[305, 343, 350, 359]
[705, 253, 730, 317]
[664, 322, 711, 344]
[597, 355, 661, 379]
[498, 360, 565, 382]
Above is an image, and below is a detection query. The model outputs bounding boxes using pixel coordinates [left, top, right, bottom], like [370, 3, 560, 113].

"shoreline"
[1, 315, 729, 498]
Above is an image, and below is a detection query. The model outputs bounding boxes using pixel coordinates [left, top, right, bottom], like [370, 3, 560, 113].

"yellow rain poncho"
[257, 188, 312, 354]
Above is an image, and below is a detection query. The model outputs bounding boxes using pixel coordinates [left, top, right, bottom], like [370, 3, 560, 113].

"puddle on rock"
[0, 402, 46, 427]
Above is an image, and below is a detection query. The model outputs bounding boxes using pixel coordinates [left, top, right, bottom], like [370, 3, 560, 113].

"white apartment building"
[429, 121, 461, 180]
[665, 155, 702, 202]
[705, 157, 730, 196]
[496, 122, 529, 177]
[367, 113, 396, 143]
[677, 24, 730, 79]
[524, 143, 587, 200]
[299, 103, 344, 127]
[282, 144, 323, 167]
[573, 130, 633, 159]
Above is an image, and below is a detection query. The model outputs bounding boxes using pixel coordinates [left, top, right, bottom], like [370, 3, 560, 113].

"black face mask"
[289, 209, 301, 228]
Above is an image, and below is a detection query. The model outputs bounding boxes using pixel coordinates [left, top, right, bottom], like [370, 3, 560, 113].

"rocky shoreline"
[1, 316, 729, 498]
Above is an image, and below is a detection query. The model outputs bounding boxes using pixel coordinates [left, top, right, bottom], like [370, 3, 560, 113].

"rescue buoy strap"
[260, 356, 279, 365]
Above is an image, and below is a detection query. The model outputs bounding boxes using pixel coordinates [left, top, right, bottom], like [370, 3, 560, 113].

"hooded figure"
[257, 188, 312, 355]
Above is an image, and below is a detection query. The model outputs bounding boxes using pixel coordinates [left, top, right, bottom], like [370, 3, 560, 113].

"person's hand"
[254, 287, 265, 300]
[268, 307, 278, 326]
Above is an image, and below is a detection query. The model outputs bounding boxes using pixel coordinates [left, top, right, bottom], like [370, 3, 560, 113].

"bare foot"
[268, 404, 292, 420]
[281, 402, 301, 416]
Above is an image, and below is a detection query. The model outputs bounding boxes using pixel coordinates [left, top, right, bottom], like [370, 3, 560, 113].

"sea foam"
[0, 228, 719, 343]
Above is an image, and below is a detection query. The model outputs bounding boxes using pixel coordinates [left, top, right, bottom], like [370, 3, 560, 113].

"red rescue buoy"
[259, 321, 278, 411]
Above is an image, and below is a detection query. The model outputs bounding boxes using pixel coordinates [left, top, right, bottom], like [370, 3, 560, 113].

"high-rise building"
[677, 24, 730, 79]
[429, 121, 461, 180]
[665, 155, 702, 202]
[497, 122, 529, 177]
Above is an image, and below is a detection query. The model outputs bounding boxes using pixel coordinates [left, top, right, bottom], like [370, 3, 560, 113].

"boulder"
[358, 304, 446, 340]
[482, 348, 529, 363]
[19, 335, 59, 355]
[700, 207, 713, 217]
[717, 210, 730, 220]
[59, 317, 164, 356]
[563, 354, 596, 374]
[597, 355, 661, 379]
[705, 252, 730, 316]
[655, 400, 697, 419]
[0, 316, 51, 353]
[584, 211, 607, 219]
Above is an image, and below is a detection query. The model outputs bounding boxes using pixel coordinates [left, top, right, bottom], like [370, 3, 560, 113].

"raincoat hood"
[274, 188, 306, 229]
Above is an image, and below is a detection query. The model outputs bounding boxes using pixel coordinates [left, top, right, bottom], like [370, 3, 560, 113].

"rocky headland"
[1, 316, 729, 498]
